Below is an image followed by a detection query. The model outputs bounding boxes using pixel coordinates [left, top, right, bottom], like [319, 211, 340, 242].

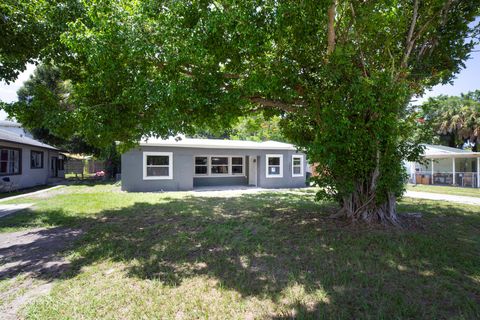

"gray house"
[0, 121, 65, 190]
[121, 137, 307, 192]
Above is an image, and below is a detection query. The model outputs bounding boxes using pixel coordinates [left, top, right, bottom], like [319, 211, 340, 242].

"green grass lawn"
[1, 184, 479, 319]
[406, 183, 480, 198]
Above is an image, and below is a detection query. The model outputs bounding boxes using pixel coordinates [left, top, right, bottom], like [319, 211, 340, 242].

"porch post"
[477, 157, 480, 188]
[431, 159, 434, 185]
[452, 157, 456, 186]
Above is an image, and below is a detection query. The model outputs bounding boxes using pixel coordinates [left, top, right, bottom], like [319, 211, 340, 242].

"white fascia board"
[424, 153, 480, 158]
[139, 143, 296, 150]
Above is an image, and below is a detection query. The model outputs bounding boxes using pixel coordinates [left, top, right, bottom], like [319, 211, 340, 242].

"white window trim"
[194, 156, 209, 176]
[292, 155, 304, 177]
[143, 152, 173, 180]
[31, 150, 44, 169]
[266, 154, 283, 178]
[230, 156, 245, 176]
[210, 156, 230, 176]
[193, 155, 246, 178]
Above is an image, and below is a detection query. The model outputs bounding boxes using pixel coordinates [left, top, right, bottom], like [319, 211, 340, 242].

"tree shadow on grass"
[1, 193, 480, 318]
[0, 227, 83, 280]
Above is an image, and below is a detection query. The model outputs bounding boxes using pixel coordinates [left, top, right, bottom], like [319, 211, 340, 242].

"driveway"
[404, 190, 480, 206]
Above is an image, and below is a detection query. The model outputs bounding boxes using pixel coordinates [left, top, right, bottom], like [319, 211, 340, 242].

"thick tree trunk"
[333, 151, 401, 226]
[337, 188, 400, 226]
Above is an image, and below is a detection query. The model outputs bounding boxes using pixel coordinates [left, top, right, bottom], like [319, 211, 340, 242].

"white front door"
[248, 156, 257, 186]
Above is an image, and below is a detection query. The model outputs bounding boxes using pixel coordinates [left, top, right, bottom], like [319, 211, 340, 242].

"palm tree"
[419, 92, 480, 150]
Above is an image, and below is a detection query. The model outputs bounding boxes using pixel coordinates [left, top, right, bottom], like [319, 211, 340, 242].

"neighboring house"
[0, 121, 65, 189]
[121, 137, 307, 192]
[406, 144, 480, 188]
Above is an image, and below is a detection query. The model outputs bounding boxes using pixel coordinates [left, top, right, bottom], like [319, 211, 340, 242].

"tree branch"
[349, 3, 368, 77]
[222, 73, 241, 79]
[406, 0, 419, 49]
[414, 0, 453, 61]
[402, 0, 419, 69]
[402, 0, 454, 70]
[247, 96, 305, 113]
[327, 1, 337, 55]
[154, 62, 241, 79]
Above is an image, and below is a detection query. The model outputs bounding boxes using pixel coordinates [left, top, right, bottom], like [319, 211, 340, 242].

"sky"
[412, 43, 480, 105]
[0, 63, 36, 120]
[0, 28, 479, 119]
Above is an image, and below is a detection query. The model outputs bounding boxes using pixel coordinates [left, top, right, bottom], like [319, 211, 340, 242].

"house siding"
[193, 176, 248, 187]
[121, 146, 307, 192]
[0, 141, 64, 189]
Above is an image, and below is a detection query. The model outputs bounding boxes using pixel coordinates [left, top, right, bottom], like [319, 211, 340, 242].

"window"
[193, 156, 246, 177]
[143, 152, 173, 180]
[266, 154, 283, 178]
[211, 157, 229, 174]
[31, 150, 44, 169]
[195, 156, 208, 175]
[0, 147, 21, 175]
[292, 155, 303, 177]
[58, 158, 65, 171]
[231, 157, 244, 175]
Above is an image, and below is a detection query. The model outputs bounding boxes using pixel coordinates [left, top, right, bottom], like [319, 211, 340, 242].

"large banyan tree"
[3, 0, 479, 224]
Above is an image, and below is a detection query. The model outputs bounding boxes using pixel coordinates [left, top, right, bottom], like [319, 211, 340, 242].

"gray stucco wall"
[193, 176, 247, 187]
[121, 146, 307, 192]
[257, 153, 306, 189]
[0, 141, 64, 190]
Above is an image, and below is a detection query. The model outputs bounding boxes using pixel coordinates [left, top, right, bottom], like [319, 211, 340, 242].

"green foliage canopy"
[194, 113, 286, 142]
[2, 63, 121, 175]
[415, 91, 480, 150]
[0, 0, 83, 82]
[3, 63, 97, 153]
[2, 0, 479, 223]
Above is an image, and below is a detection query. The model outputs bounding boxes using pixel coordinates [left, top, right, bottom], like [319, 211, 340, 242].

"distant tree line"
[414, 90, 480, 151]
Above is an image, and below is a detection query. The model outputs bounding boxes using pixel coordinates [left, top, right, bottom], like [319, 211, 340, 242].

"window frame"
[194, 156, 209, 176]
[0, 146, 22, 176]
[30, 150, 44, 169]
[291, 155, 304, 177]
[143, 152, 173, 180]
[266, 154, 283, 178]
[231, 156, 244, 176]
[193, 155, 246, 178]
[210, 156, 230, 176]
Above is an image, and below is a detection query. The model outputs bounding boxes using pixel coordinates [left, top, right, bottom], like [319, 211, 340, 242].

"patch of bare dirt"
[0, 227, 82, 319]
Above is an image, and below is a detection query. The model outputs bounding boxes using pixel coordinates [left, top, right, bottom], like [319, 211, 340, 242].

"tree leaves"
[416, 91, 480, 150]
[1, 0, 478, 222]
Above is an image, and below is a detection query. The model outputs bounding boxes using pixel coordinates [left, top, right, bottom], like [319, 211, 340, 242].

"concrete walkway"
[0, 185, 63, 203]
[404, 190, 480, 206]
[189, 186, 312, 198]
[0, 204, 33, 218]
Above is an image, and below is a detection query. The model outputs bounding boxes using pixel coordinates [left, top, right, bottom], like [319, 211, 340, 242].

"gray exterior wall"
[0, 141, 65, 190]
[193, 176, 247, 187]
[121, 146, 307, 192]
